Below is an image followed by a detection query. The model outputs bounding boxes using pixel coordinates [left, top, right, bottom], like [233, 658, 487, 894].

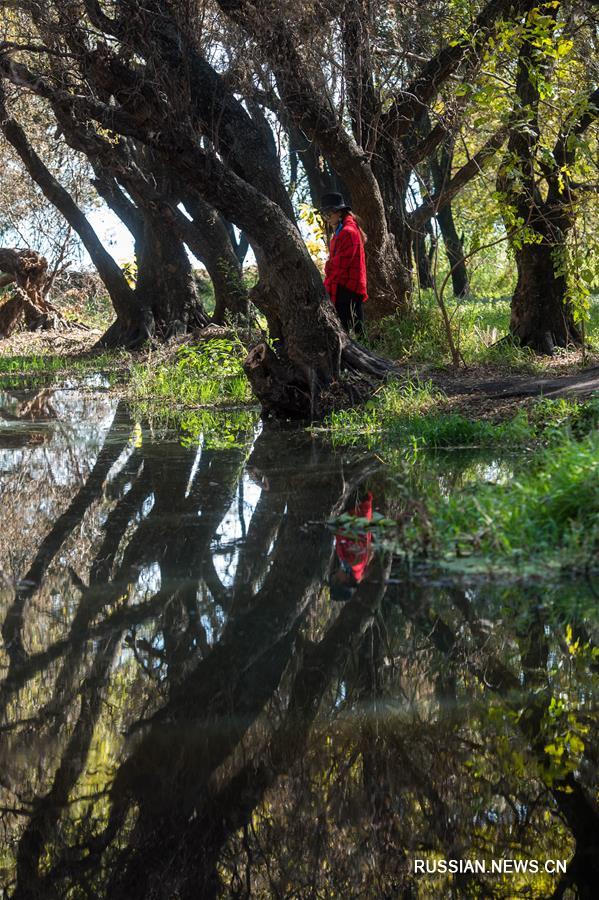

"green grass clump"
[129, 338, 252, 408]
[435, 432, 599, 566]
[529, 396, 599, 441]
[0, 351, 128, 379]
[328, 377, 441, 440]
[395, 410, 532, 448]
[327, 377, 532, 449]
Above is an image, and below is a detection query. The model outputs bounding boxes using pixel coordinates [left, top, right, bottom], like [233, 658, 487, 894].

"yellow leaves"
[120, 258, 138, 288]
[298, 203, 327, 262]
[131, 421, 143, 449]
[96, 126, 121, 146]
[565, 623, 579, 656]
[556, 38, 573, 59]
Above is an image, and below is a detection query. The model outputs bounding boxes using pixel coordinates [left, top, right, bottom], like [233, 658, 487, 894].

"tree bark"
[180, 193, 249, 324]
[436, 203, 470, 298]
[510, 238, 580, 352]
[497, 5, 585, 353]
[430, 140, 470, 297]
[135, 208, 209, 336]
[412, 222, 436, 290]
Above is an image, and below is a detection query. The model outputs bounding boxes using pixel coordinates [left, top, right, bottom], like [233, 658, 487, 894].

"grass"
[128, 338, 253, 409]
[0, 350, 130, 380]
[432, 431, 599, 568]
[326, 377, 531, 449]
[369, 292, 599, 370]
[326, 376, 599, 451]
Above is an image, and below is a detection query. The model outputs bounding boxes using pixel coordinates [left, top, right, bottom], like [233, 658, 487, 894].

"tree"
[430, 136, 471, 298]
[215, 0, 526, 318]
[497, 1, 599, 352]
[1, 0, 396, 414]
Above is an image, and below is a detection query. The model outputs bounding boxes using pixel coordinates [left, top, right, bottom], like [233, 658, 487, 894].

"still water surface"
[0, 384, 597, 898]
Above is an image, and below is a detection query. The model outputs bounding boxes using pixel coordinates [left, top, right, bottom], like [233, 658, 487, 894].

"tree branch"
[383, 0, 528, 141]
[0, 78, 134, 312]
[410, 126, 508, 227]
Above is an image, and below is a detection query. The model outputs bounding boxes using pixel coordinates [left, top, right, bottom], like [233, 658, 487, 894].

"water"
[0, 385, 597, 898]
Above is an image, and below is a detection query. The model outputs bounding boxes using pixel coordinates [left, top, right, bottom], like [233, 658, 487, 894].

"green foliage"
[0, 351, 127, 379]
[553, 241, 599, 327]
[529, 395, 599, 441]
[128, 337, 253, 408]
[327, 377, 532, 449]
[194, 272, 216, 315]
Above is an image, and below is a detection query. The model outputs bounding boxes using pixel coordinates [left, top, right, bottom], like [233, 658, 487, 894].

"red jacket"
[324, 214, 368, 305]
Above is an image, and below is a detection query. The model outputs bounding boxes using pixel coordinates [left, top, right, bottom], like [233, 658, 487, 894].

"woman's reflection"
[330, 490, 375, 601]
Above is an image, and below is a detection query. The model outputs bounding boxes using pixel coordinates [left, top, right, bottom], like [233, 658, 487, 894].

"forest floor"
[0, 326, 598, 420]
[430, 360, 599, 418]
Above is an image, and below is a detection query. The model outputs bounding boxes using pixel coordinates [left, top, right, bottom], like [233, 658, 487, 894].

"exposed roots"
[97, 311, 155, 350]
[244, 340, 401, 420]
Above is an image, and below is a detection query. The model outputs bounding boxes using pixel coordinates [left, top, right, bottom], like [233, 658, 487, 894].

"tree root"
[244, 340, 401, 420]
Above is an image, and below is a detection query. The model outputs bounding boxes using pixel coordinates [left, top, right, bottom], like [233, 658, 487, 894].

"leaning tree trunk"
[510, 232, 581, 353]
[136, 210, 209, 335]
[181, 193, 249, 324]
[436, 203, 470, 298]
[0, 248, 67, 337]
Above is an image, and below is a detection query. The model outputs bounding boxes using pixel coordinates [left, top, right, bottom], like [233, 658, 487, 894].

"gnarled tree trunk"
[510, 235, 580, 353]
[180, 193, 249, 324]
[0, 248, 67, 337]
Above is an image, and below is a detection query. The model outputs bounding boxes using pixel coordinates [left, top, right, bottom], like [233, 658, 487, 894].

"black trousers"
[335, 285, 365, 336]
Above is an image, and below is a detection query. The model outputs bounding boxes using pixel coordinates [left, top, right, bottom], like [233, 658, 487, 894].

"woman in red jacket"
[321, 192, 367, 336]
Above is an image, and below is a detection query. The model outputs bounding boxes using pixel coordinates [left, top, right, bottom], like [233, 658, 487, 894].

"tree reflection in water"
[0, 390, 598, 899]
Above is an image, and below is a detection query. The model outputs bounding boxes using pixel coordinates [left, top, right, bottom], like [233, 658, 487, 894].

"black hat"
[320, 192, 351, 214]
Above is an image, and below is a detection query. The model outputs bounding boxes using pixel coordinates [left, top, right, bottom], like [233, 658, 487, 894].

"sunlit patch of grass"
[0, 351, 128, 379]
[128, 338, 253, 409]
[325, 377, 532, 449]
[327, 380, 599, 454]
[369, 293, 599, 369]
[326, 377, 442, 440]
